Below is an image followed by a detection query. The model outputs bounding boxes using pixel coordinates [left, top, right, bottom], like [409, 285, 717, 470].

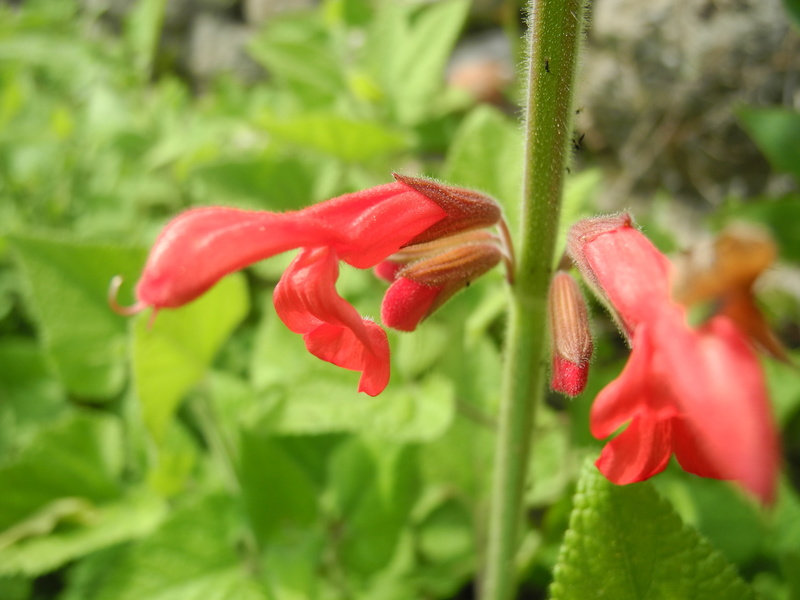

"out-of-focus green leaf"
[783, 0, 800, 30]
[146, 421, 199, 498]
[62, 494, 267, 600]
[443, 105, 523, 226]
[250, 305, 455, 442]
[248, 14, 346, 103]
[0, 337, 66, 455]
[762, 352, 800, 426]
[323, 0, 373, 27]
[260, 113, 409, 162]
[550, 462, 755, 600]
[239, 430, 329, 545]
[132, 273, 248, 442]
[0, 491, 166, 577]
[416, 497, 474, 565]
[527, 408, 572, 507]
[256, 372, 455, 442]
[738, 107, 800, 180]
[124, 0, 166, 78]
[0, 413, 123, 532]
[393, 321, 450, 380]
[189, 156, 317, 210]
[8, 236, 145, 399]
[404, 494, 476, 598]
[259, 529, 327, 600]
[0, 576, 29, 600]
[653, 472, 766, 565]
[365, 0, 470, 124]
[329, 439, 420, 577]
[558, 169, 603, 255]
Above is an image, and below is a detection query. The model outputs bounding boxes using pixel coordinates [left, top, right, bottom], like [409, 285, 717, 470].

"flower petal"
[569, 215, 672, 334]
[595, 414, 674, 485]
[274, 247, 390, 395]
[381, 278, 443, 332]
[671, 416, 728, 480]
[309, 182, 447, 269]
[659, 314, 780, 503]
[136, 208, 321, 309]
[590, 323, 678, 439]
[135, 182, 447, 310]
[304, 321, 390, 396]
[551, 354, 589, 397]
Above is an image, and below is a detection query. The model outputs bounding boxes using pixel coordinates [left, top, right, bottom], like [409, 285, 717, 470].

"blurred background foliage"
[0, 0, 799, 598]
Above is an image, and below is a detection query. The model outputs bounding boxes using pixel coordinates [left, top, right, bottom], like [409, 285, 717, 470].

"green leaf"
[145, 421, 199, 498]
[62, 494, 267, 600]
[0, 577, 30, 600]
[0, 337, 66, 455]
[259, 530, 327, 600]
[738, 107, 800, 180]
[442, 105, 523, 227]
[393, 321, 450, 380]
[124, 0, 166, 78]
[416, 497, 474, 565]
[132, 273, 249, 442]
[0, 491, 166, 577]
[366, 0, 471, 124]
[239, 430, 329, 545]
[256, 373, 455, 442]
[762, 352, 800, 426]
[0, 412, 123, 532]
[8, 235, 146, 399]
[783, 0, 800, 30]
[189, 156, 317, 211]
[329, 439, 420, 577]
[248, 14, 346, 103]
[550, 462, 756, 600]
[259, 113, 409, 162]
[250, 309, 455, 441]
[652, 472, 766, 566]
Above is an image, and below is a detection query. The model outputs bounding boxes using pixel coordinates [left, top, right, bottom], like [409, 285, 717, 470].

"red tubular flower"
[568, 214, 780, 503]
[111, 175, 509, 396]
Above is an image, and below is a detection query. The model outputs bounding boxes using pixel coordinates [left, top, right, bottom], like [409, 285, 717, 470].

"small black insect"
[571, 132, 585, 152]
[545, 59, 551, 74]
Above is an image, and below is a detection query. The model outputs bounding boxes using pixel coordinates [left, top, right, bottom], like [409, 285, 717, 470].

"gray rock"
[188, 12, 264, 86]
[575, 0, 797, 207]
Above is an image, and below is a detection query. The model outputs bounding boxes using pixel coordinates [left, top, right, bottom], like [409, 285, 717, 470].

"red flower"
[111, 175, 509, 396]
[568, 214, 780, 503]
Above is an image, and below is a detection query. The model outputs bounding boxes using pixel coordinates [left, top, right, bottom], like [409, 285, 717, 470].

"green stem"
[481, 1, 585, 599]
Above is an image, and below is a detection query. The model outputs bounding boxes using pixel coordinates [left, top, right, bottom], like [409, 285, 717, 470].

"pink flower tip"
[551, 354, 590, 397]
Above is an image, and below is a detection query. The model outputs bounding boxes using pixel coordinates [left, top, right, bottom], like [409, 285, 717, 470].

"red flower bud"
[548, 271, 593, 396]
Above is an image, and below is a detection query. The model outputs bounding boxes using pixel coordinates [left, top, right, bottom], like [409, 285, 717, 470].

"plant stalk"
[481, 1, 585, 599]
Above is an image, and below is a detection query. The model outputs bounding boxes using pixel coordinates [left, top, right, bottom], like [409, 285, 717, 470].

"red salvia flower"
[111, 174, 510, 396]
[568, 213, 780, 503]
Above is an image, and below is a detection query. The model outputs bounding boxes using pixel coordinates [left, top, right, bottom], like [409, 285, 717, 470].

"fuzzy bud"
[549, 271, 593, 396]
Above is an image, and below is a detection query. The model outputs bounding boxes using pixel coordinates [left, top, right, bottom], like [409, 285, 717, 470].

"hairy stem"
[481, 1, 585, 599]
